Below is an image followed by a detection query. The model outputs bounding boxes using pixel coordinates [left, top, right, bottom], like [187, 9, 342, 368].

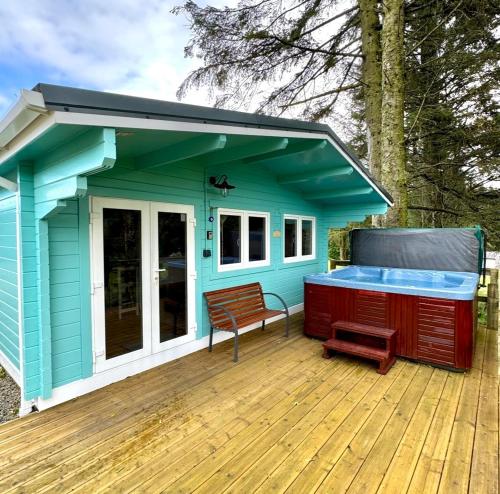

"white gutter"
[0, 90, 47, 150]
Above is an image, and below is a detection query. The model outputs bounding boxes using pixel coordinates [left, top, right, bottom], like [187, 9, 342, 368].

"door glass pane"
[249, 216, 266, 262]
[284, 218, 297, 258]
[103, 208, 143, 360]
[158, 212, 187, 343]
[302, 220, 313, 256]
[220, 214, 241, 265]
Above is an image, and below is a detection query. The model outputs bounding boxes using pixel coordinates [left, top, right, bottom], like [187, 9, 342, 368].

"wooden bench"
[322, 320, 396, 374]
[204, 282, 289, 362]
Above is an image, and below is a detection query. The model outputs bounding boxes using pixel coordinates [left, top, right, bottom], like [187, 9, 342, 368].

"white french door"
[90, 197, 196, 373]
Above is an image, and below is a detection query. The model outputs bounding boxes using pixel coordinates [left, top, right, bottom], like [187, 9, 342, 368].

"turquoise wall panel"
[15, 128, 116, 399]
[14, 129, 382, 398]
[48, 200, 84, 388]
[0, 186, 19, 371]
[86, 158, 328, 348]
[18, 164, 41, 398]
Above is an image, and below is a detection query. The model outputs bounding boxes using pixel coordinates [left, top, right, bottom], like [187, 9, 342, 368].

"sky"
[0, 0, 238, 117]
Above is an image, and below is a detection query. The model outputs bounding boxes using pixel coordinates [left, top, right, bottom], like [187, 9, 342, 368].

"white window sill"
[283, 256, 316, 264]
[218, 260, 271, 272]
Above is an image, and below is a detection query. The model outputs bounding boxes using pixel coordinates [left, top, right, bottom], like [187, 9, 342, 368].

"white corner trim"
[15, 190, 26, 415]
[18, 400, 34, 417]
[35, 303, 304, 411]
[0, 348, 21, 385]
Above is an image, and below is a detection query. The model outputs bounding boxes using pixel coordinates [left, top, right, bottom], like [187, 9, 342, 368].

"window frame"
[283, 214, 316, 263]
[217, 208, 271, 272]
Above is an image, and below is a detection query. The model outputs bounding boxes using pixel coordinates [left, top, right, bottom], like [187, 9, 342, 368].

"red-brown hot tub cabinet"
[304, 284, 476, 370]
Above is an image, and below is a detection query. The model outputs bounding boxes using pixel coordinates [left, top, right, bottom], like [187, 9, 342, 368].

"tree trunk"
[380, 0, 407, 227]
[339, 230, 349, 260]
[359, 0, 383, 182]
[359, 0, 383, 228]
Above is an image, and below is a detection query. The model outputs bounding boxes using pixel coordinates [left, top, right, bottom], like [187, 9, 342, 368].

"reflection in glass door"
[92, 198, 196, 372]
[151, 203, 195, 353]
[103, 208, 143, 359]
[157, 212, 187, 342]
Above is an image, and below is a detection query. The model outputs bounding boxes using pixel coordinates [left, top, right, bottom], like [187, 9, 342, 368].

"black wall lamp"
[209, 175, 236, 197]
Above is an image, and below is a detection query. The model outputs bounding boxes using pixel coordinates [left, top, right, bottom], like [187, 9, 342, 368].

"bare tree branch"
[283, 83, 362, 107]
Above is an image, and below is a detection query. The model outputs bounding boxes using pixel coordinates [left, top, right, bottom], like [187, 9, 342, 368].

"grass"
[0, 366, 6, 379]
[478, 302, 488, 325]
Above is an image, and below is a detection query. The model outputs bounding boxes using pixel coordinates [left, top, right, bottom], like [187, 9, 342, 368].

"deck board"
[0, 313, 498, 493]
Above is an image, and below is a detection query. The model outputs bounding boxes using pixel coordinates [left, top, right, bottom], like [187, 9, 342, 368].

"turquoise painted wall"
[0, 177, 19, 371]
[48, 199, 83, 388]
[13, 154, 331, 393]
[18, 164, 41, 398]
[86, 157, 328, 348]
[12, 127, 385, 400]
[16, 129, 115, 400]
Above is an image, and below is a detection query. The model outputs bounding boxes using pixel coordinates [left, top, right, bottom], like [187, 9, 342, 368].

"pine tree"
[405, 0, 499, 245]
[176, 0, 498, 239]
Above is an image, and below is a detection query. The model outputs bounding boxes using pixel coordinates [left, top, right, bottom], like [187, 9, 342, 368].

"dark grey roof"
[33, 83, 392, 204]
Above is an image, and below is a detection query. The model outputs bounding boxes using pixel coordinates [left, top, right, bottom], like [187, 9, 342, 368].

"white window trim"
[218, 208, 271, 272]
[283, 214, 316, 263]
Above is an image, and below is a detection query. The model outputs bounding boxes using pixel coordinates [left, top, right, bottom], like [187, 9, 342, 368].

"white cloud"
[0, 0, 238, 109]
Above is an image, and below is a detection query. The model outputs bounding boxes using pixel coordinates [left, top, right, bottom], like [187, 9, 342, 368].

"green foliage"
[477, 302, 487, 325]
[176, 0, 499, 243]
[0, 366, 6, 379]
[404, 0, 500, 248]
[328, 230, 341, 260]
[174, 0, 361, 118]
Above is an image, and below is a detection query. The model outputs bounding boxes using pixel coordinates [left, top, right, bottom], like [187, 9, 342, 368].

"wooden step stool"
[322, 321, 397, 375]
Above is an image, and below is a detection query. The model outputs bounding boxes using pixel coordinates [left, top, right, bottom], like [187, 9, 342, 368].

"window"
[220, 214, 241, 265]
[284, 218, 297, 258]
[218, 209, 270, 271]
[284, 215, 316, 262]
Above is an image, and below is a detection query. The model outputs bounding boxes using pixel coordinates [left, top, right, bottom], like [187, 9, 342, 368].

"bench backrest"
[204, 282, 265, 328]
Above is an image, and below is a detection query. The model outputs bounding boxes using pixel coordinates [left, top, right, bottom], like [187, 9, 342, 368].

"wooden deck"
[0, 313, 498, 493]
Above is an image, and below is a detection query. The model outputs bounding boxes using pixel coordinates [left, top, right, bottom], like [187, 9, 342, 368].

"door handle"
[154, 268, 166, 282]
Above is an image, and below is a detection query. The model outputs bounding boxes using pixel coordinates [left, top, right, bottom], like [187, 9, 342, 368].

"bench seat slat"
[214, 309, 285, 331]
[210, 301, 266, 320]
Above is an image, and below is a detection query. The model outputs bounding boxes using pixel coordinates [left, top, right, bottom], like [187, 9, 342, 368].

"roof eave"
[0, 90, 47, 149]
[0, 83, 393, 207]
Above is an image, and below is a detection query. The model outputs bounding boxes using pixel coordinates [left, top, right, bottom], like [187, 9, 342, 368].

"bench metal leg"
[261, 321, 265, 331]
[209, 326, 214, 352]
[233, 329, 239, 363]
[285, 312, 290, 337]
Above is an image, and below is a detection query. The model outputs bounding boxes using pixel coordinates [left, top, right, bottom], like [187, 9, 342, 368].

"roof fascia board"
[53, 110, 328, 139]
[0, 113, 56, 169]
[52, 111, 393, 206]
[0, 90, 47, 148]
[36, 83, 329, 134]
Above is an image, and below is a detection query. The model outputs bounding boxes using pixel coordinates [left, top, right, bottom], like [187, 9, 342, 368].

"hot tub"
[304, 266, 479, 370]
